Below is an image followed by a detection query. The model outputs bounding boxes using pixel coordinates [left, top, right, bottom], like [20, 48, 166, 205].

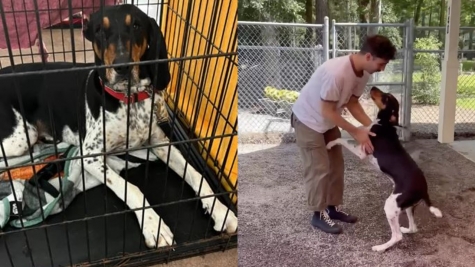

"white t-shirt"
[292, 54, 371, 133]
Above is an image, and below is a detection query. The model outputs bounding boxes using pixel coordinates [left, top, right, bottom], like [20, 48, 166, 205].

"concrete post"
[438, 0, 461, 143]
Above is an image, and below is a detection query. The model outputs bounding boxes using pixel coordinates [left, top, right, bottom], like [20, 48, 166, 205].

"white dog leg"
[81, 127, 175, 248]
[372, 193, 403, 252]
[151, 131, 238, 234]
[326, 138, 367, 160]
[401, 206, 418, 234]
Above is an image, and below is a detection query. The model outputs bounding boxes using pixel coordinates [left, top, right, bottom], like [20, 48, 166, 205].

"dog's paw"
[358, 151, 367, 160]
[400, 227, 418, 234]
[356, 146, 367, 160]
[218, 211, 238, 234]
[326, 141, 336, 150]
[371, 244, 388, 253]
[210, 203, 238, 234]
[142, 212, 175, 248]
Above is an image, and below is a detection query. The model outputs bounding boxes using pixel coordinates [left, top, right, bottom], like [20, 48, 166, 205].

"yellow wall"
[161, 1, 238, 204]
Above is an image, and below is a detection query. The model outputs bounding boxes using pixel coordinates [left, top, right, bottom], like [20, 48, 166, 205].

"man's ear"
[364, 52, 372, 61]
[143, 17, 170, 91]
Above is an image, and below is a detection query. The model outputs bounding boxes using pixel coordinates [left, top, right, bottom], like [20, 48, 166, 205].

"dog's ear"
[390, 113, 400, 126]
[143, 17, 170, 91]
[82, 14, 95, 42]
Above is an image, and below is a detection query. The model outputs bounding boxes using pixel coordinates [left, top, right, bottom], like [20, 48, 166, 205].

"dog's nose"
[113, 57, 132, 76]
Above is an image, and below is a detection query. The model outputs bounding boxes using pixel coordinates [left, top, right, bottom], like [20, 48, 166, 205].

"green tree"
[412, 36, 443, 105]
[238, 0, 305, 22]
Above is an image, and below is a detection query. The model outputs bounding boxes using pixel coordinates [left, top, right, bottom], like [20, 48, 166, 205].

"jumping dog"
[326, 86, 442, 252]
[0, 4, 237, 248]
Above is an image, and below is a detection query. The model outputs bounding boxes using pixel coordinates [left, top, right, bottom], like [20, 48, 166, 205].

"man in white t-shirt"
[291, 35, 397, 234]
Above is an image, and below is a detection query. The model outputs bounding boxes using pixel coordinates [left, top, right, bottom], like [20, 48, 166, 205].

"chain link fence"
[238, 19, 475, 143]
[411, 26, 475, 138]
[238, 21, 327, 143]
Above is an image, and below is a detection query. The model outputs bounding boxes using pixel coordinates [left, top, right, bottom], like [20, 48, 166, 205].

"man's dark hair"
[359, 34, 397, 61]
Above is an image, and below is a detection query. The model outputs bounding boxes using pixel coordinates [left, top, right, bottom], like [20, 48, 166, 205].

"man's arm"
[345, 95, 372, 127]
[318, 74, 361, 136]
[320, 100, 359, 136]
[322, 99, 376, 153]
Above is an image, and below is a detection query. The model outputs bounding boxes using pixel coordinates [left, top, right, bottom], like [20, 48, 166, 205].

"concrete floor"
[152, 248, 237, 267]
[449, 139, 475, 164]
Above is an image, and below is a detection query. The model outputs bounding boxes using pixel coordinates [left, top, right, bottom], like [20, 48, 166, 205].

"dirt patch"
[238, 140, 475, 267]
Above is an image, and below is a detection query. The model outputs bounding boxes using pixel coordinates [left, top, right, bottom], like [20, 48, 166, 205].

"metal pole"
[332, 19, 337, 58]
[402, 18, 414, 141]
[400, 21, 408, 139]
[323, 16, 329, 61]
[346, 0, 352, 50]
[238, 21, 324, 28]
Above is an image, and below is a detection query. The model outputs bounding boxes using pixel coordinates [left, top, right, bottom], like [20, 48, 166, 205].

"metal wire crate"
[0, 0, 238, 266]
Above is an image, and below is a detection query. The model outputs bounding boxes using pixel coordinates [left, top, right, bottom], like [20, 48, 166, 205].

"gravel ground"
[238, 140, 475, 267]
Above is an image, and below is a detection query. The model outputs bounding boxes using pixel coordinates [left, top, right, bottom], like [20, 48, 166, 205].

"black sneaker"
[311, 210, 342, 234]
[326, 206, 358, 223]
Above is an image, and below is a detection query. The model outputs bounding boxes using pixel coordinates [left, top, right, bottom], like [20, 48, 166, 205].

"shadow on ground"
[238, 140, 475, 267]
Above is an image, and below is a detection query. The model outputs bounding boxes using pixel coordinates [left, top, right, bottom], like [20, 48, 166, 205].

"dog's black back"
[0, 63, 96, 143]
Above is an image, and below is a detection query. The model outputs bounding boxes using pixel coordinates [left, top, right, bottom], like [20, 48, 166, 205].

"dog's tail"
[423, 196, 443, 218]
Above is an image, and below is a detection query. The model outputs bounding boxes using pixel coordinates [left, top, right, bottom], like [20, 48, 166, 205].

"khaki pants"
[291, 113, 344, 212]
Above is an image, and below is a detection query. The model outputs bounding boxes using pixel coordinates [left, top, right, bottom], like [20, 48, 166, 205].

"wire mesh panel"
[412, 26, 475, 138]
[0, 0, 237, 266]
[160, 0, 238, 206]
[331, 22, 407, 78]
[237, 21, 327, 143]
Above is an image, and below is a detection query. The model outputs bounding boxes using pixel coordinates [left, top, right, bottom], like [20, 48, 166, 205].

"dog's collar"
[105, 86, 150, 104]
[99, 78, 151, 104]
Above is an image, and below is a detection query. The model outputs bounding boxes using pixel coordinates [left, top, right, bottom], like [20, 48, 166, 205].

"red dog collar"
[99, 79, 151, 104]
[103, 85, 150, 104]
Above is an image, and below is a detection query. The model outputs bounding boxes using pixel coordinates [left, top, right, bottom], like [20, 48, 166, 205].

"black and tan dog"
[326, 86, 441, 252]
[0, 4, 237, 248]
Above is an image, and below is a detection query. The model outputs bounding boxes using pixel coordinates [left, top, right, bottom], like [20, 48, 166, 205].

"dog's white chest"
[116, 101, 156, 144]
[85, 99, 159, 151]
[369, 156, 381, 170]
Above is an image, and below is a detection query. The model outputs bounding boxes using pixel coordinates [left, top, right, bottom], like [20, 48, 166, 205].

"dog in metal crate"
[0, 4, 237, 248]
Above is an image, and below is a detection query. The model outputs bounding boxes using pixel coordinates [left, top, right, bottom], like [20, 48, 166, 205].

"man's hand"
[350, 126, 376, 154]
[320, 99, 376, 154]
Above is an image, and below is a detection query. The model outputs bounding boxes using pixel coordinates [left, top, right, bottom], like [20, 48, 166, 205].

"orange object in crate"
[0, 155, 65, 181]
